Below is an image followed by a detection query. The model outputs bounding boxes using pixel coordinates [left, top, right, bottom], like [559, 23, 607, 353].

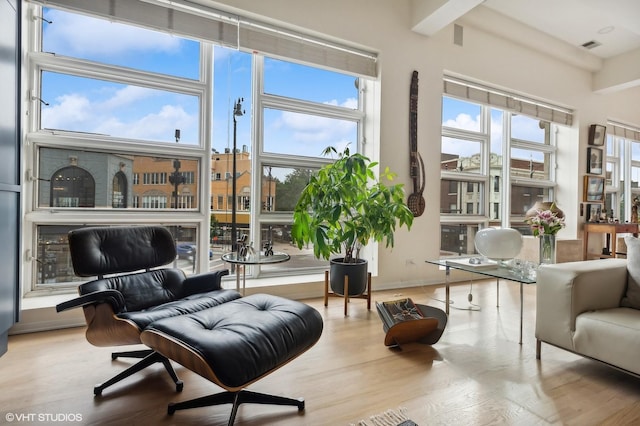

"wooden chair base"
[324, 270, 372, 316]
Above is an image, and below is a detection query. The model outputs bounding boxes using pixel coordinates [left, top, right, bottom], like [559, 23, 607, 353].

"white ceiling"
[481, 0, 640, 59]
[410, 0, 640, 91]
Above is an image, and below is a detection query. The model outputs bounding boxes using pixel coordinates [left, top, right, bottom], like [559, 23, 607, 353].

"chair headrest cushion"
[68, 226, 177, 277]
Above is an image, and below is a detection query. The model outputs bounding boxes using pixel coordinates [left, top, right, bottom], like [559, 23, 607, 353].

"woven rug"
[350, 407, 418, 426]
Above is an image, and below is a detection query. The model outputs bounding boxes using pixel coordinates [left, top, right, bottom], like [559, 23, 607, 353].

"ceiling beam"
[594, 47, 640, 93]
[411, 0, 485, 36]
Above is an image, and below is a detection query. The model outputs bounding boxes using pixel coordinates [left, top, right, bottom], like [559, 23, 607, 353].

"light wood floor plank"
[2, 280, 640, 425]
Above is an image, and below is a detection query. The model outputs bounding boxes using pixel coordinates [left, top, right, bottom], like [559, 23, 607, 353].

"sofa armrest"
[535, 258, 627, 349]
[182, 269, 230, 296]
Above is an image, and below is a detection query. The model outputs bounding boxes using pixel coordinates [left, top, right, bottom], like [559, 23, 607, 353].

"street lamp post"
[169, 129, 184, 210]
[231, 97, 244, 252]
[267, 166, 273, 242]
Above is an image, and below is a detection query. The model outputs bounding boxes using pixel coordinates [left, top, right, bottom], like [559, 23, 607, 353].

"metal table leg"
[235, 264, 246, 296]
[519, 282, 523, 345]
[242, 264, 246, 296]
[445, 266, 450, 315]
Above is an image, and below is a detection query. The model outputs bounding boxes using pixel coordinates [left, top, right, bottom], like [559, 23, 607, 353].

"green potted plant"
[291, 146, 414, 295]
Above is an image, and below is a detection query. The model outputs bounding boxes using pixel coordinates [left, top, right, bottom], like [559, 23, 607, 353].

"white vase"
[474, 228, 523, 261]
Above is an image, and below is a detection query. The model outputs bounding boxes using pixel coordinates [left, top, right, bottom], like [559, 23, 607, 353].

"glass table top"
[222, 251, 290, 265]
[425, 258, 537, 284]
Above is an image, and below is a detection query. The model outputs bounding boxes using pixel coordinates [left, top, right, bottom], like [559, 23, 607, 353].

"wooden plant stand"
[324, 270, 371, 316]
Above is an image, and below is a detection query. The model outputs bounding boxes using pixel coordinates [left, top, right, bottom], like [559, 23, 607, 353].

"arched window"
[50, 166, 95, 207]
[112, 171, 127, 208]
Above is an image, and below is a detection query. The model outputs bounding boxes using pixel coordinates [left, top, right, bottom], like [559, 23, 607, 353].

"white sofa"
[535, 258, 640, 377]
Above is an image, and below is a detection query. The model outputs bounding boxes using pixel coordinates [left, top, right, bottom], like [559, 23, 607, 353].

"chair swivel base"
[94, 350, 183, 396]
[168, 390, 304, 426]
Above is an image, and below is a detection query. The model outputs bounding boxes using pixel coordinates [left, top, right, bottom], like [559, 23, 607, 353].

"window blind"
[239, 20, 377, 78]
[443, 76, 573, 126]
[30, 0, 378, 78]
[608, 120, 640, 142]
[30, 0, 239, 48]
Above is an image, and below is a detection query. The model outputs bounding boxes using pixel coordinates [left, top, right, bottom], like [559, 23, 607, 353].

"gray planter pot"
[329, 258, 368, 296]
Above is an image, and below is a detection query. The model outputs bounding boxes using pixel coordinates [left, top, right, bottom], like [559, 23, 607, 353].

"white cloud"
[441, 113, 482, 157]
[116, 105, 195, 140]
[41, 94, 92, 130]
[442, 113, 479, 131]
[279, 111, 355, 144]
[441, 112, 543, 157]
[41, 85, 197, 143]
[263, 109, 356, 157]
[99, 86, 157, 110]
[323, 98, 358, 109]
[44, 9, 181, 57]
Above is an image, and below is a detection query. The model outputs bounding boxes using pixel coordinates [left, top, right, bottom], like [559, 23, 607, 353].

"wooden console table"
[583, 222, 639, 260]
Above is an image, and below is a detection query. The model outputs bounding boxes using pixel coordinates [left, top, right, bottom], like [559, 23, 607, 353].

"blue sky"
[41, 8, 359, 159]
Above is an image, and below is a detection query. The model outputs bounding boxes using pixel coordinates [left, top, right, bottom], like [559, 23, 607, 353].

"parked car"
[176, 243, 213, 260]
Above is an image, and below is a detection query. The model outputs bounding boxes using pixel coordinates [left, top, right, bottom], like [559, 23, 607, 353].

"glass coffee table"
[425, 258, 537, 344]
[222, 251, 290, 295]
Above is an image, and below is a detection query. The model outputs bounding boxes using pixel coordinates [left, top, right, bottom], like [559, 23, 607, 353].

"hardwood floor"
[3, 279, 640, 425]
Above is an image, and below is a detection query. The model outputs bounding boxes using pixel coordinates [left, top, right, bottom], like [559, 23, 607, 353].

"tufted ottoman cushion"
[140, 293, 323, 424]
[142, 293, 323, 388]
[140, 294, 323, 425]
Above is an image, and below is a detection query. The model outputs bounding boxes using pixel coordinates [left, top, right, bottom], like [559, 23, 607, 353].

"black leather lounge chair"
[56, 225, 242, 396]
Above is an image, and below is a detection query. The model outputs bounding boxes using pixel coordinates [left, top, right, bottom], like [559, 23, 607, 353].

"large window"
[605, 122, 640, 222]
[212, 53, 364, 276]
[24, 3, 372, 293]
[439, 77, 569, 257]
[27, 5, 208, 288]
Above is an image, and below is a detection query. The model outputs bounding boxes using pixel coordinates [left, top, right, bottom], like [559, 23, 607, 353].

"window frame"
[23, 4, 214, 294]
[440, 90, 560, 258]
[23, 3, 374, 294]
[248, 55, 367, 279]
[607, 123, 640, 222]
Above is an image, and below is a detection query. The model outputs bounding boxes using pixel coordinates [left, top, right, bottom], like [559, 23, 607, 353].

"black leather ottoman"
[140, 293, 323, 425]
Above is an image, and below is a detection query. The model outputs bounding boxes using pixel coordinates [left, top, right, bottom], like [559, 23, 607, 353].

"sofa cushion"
[574, 307, 640, 376]
[622, 236, 640, 309]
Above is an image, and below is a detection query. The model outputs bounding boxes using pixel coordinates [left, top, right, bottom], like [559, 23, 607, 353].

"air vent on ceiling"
[581, 40, 601, 50]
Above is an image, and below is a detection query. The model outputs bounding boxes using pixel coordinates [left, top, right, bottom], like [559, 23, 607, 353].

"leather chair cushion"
[119, 288, 242, 330]
[69, 226, 177, 277]
[143, 294, 323, 389]
[81, 269, 188, 312]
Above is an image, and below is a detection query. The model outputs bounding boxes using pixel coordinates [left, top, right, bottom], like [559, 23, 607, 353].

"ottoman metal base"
[168, 390, 304, 425]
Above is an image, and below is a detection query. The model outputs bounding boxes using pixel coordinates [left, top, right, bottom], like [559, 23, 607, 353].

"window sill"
[21, 272, 327, 311]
